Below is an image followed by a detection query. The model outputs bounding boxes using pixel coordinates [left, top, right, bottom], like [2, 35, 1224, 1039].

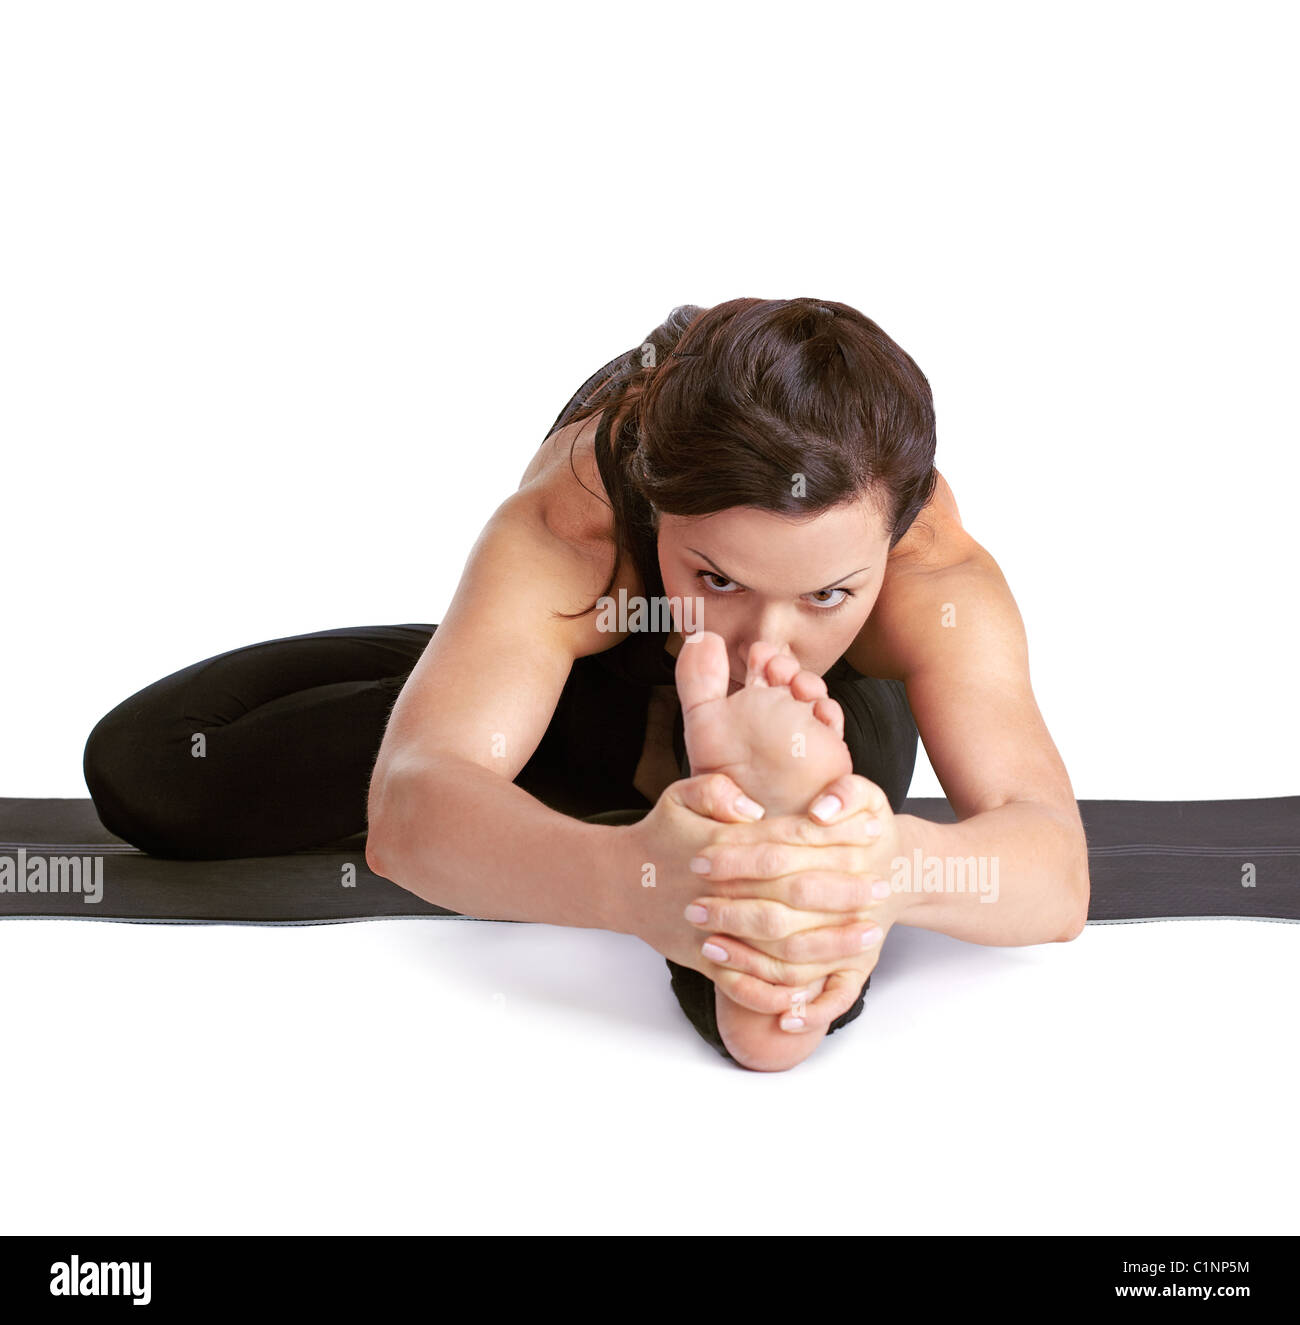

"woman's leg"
[83, 624, 436, 859]
[827, 664, 920, 819]
[660, 663, 920, 1063]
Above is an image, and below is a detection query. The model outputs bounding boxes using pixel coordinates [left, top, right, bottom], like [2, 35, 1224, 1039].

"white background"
[1, 1, 1295, 1238]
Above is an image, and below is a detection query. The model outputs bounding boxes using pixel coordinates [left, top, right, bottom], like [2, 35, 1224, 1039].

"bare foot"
[675, 631, 854, 1071]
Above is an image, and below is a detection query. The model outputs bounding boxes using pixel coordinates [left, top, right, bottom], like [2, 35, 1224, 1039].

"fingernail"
[860, 927, 882, 949]
[863, 818, 883, 837]
[810, 795, 841, 822]
[701, 942, 728, 962]
[780, 1016, 805, 1032]
[734, 795, 765, 820]
[871, 879, 892, 900]
[684, 904, 709, 923]
[689, 856, 711, 874]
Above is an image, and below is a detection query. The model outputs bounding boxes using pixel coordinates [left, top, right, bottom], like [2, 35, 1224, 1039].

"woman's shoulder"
[847, 469, 1002, 679]
[517, 411, 622, 549]
[508, 410, 656, 634]
[884, 468, 971, 573]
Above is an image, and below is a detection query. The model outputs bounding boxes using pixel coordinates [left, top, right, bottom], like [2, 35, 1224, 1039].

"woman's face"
[656, 495, 893, 691]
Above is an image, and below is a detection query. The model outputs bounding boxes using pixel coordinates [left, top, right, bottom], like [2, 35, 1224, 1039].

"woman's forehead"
[661, 498, 887, 545]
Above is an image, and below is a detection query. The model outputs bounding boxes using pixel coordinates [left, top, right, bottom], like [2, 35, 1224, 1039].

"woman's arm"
[848, 533, 1090, 943]
[364, 490, 634, 929]
[892, 799, 1088, 944]
[367, 749, 625, 932]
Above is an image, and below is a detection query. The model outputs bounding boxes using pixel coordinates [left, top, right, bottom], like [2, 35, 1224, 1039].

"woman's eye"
[696, 570, 740, 593]
[806, 587, 851, 610]
[696, 570, 853, 610]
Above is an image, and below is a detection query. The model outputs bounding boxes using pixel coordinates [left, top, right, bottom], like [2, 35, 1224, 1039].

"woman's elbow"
[364, 827, 390, 879]
[1054, 867, 1091, 942]
[364, 766, 400, 878]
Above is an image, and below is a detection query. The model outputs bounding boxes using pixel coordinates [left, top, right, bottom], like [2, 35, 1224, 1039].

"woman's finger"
[699, 838, 879, 885]
[693, 865, 885, 918]
[807, 771, 892, 826]
[708, 968, 813, 1017]
[688, 786, 890, 862]
[697, 930, 841, 989]
[779, 968, 871, 1033]
[703, 861, 886, 915]
[670, 772, 767, 824]
[686, 893, 884, 957]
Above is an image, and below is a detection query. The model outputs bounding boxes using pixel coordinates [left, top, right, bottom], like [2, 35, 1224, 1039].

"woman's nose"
[734, 636, 796, 676]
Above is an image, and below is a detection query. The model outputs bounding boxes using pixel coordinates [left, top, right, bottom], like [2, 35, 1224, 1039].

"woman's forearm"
[365, 753, 628, 933]
[891, 802, 1089, 945]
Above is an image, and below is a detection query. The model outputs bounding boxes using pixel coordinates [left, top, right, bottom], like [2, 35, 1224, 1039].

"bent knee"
[83, 704, 223, 858]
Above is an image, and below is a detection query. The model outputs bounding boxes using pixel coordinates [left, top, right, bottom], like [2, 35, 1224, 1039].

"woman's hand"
[620, 770, 895, 1018]
[681, 772, 916, 1030]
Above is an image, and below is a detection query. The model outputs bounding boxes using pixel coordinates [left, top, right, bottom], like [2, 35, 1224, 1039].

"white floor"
[2, 910, 1292, 1236]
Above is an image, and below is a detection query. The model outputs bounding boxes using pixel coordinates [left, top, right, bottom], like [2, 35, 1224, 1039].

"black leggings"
[83, 623, 435, 861]
[81, 620, 918, 1063]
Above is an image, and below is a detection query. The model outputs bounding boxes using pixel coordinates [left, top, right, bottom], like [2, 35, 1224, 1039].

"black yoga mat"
[1, 796, 1296, 926]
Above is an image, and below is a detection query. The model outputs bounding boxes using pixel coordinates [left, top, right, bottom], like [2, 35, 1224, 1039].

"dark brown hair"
[556, 296, 938, 619]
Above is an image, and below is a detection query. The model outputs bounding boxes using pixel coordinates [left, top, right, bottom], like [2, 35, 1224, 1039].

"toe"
[789, 668, 830, 702]
[763, 651, 801, 688]
[676, 630, 731, 713]
[744, 642, 783, 687]
[812, 696, 845, 738]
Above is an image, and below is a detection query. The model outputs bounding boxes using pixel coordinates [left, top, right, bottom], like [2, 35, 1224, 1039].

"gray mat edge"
[3, 912, 1297, 928]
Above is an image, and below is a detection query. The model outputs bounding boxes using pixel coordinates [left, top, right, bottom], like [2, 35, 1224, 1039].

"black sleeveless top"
[512, 402, 684, 818]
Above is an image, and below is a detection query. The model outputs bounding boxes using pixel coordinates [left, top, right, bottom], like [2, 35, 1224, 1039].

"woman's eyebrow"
[687, 547, 871, 594]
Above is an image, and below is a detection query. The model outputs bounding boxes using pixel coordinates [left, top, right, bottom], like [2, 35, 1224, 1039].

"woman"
[82, 297, 1089, 1072]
